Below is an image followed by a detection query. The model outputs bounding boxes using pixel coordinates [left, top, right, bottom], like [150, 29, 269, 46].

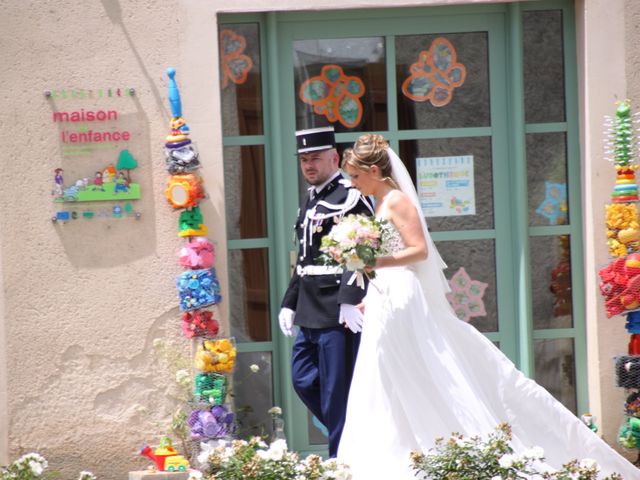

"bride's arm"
[374, 191, 428, 269]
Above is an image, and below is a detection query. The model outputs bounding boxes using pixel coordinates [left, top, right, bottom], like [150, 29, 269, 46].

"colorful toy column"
[597, 100, 640, 461]
[164, 69, 236, 461]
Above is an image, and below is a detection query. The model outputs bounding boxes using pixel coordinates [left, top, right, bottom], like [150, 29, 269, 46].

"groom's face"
[298, 148, 339, 186]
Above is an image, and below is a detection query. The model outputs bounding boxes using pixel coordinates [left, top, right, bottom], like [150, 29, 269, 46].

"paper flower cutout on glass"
[535, 181, 567, 225]
[446, 267, 488, 322]
[219, 29, 253, 89]
[401, 37, 467, 107]
[299, 64, 365, 129]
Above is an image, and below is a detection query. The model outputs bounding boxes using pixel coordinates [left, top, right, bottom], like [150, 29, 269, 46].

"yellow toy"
[195, 338, 237, 373]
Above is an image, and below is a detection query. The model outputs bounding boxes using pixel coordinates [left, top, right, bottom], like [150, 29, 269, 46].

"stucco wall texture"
[0, 0, 637, 478]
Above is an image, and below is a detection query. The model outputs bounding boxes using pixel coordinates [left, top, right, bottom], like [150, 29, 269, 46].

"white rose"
[579, 458, 599, 470]
[498, 453, 515, 468]
[29, 460, 44, 476]
[523, 446, 544, 459]
[250, 364, 260, 373]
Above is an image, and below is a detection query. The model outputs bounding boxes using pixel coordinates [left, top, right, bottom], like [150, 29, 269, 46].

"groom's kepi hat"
[296, 126, 336, 154]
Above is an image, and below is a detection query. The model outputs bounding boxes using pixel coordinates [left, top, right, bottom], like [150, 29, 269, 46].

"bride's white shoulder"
[385, 189, 413, 212]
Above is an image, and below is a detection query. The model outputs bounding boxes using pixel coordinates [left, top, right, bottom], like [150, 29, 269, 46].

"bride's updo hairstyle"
[342, 134, 398, 188]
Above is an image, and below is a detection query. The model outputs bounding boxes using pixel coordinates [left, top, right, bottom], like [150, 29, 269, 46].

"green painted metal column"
[507, 3, 534, 376]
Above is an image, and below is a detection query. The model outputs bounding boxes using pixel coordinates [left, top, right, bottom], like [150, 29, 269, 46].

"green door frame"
[220, 0, 584, 456]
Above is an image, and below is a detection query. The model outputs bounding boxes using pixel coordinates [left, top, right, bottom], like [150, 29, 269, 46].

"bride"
[336, 134, 638, 479]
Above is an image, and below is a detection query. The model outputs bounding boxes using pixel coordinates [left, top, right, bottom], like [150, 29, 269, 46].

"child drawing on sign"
[93, 171, 105, 191]
[114, 171, 129, 193]
[53, 168, 64, 197]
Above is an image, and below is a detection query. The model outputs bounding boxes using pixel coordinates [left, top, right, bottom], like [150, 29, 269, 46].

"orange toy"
[165, 174, 205, 209]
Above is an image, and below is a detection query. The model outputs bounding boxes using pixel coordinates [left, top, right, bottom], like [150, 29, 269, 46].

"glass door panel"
[435, 239, 498, 332]
[293, 37, 387, 132]
[220, 23, 264, 136]
[395, 32, 491, 129]
[399, 137, 495, 231]
[534, 338, 577, 413]
[527, 133, 569, 227]
[530, 235, 573, 329]
[523, 10, 566, 123]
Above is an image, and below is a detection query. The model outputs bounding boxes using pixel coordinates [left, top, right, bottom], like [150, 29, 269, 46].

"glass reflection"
[219, 23, 263, 136]
[293, 37, 387, 132]
[396, 32, 490, 130]
[232, 351, 274, 439]
[399, 137, 494, 231]
[523, 10, 566, 123]
[527, 133, 569, 227]
[224, 146, 267, 240]
[534, 338, 576, 413]
[228, 248, 271, 342]
[530, 236, 573, 329]
[436, 239, 498, 332]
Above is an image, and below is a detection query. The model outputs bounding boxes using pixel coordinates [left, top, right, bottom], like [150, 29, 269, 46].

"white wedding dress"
[337, 153, 639, 479]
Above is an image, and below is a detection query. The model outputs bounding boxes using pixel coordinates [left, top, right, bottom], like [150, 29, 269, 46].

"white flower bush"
[410, 423, 623, 480]
[199, 437, 351, 479]
[0, 453, 96, 480]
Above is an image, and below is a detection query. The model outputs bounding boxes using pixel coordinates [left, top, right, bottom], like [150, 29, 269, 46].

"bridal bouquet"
[319, 214, 386, 283]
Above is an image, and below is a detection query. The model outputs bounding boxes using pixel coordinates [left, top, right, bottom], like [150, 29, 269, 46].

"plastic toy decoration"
[139, 436, 190, 472]
[165, 142, 200, 174]
[177, 268, 222, 311]
[603, 100, 640, 203]
[625, 391, 640, 417]
[182, 309, 220, 338]
[581, 413, 598, 433]
[618, 416, 640, 450]
[298, 64, 365, 129]
[194, 372, 227, 404]
[597, 255, 640, 317]
[446, 267, 488, 322]
[401, 37, 467, 107]
[194, 338, 236, 373]
[606, 202, 640, 257]
[179, 237, 215, 269]
[165, 174, 206, 209]
[178, 206, 208, 237]
[188, 404, 235, 440]
[219, 29, 254, 89]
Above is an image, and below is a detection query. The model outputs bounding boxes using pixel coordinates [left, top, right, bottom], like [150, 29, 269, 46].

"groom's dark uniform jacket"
[281, 173, 373, 327]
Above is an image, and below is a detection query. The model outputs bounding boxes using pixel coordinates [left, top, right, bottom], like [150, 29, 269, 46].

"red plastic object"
[629, 334, 640, 355]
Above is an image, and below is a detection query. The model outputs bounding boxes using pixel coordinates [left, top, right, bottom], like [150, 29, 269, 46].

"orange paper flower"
[219, 29, 253, 89]
[402, 37, 466, 107]
[299, 65, 365, 129]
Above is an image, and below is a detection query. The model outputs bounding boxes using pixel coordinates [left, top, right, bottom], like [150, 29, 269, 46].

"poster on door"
[416, 155, 475, 217]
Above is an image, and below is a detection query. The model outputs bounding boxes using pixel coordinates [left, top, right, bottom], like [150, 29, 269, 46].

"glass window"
[399, 137, 494, 231]
[232, 351, 274, 439]
[224, 146, 268, 240]
[527, 133, 569, 227]
[436, 239, 498, 333]
[228, 248, 271, 342]
[293, 37, 387, 132]
[530, 235, 573, 329]
[396, 32, 490, 130]
[534, 338, 576, 413]
[523, 10, 566, 123]
[219, 23, 263, 136]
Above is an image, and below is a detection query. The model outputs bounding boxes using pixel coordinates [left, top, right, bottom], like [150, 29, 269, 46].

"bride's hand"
[356, 302, 365, 314]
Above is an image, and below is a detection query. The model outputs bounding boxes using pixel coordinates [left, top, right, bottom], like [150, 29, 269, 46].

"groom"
[279, 126, 373, 457]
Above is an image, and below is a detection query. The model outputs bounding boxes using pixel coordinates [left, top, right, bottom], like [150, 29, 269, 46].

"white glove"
[278, 308, 296, 337]
[339, 304, 364, 333]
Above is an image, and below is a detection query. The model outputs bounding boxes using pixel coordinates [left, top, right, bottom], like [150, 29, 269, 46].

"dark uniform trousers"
[281, 174, 373, 457]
